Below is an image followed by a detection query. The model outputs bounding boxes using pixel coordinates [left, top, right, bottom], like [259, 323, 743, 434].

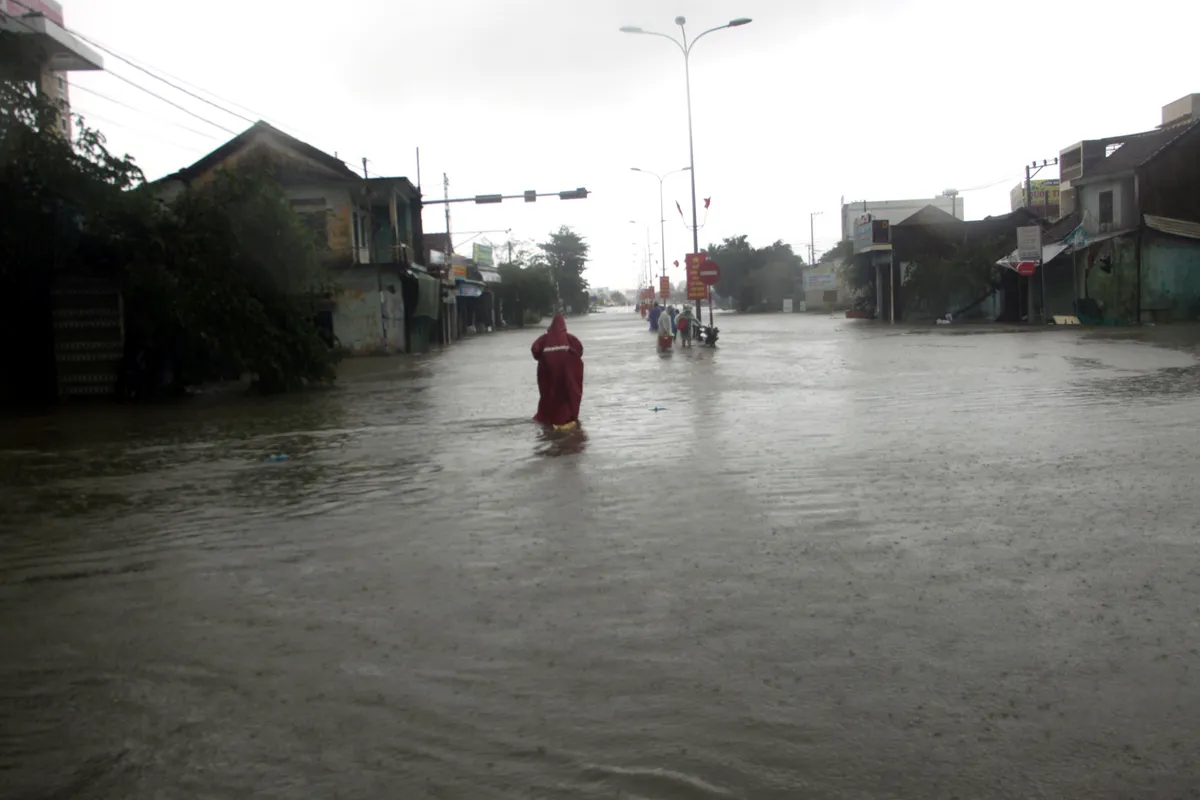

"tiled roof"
[159, 121, 359, 185]
[1076, 119, 1200, 182]
[895, 204, 961, 227]
[1042, 211, 1082, 243]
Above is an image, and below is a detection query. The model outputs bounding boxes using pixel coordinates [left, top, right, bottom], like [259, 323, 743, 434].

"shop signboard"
[804, 272, 839, 292]
[1017, 226, 1043, 262]
[472, 243, 494, 266]
[853, 214, 891, 254]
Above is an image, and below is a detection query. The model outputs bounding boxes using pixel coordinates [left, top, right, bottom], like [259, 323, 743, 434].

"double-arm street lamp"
[631, 166, 690, 302]
[620, 15, 752, 321]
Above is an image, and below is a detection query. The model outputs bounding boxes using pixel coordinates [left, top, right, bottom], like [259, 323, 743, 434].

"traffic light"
[524, 190, 536, 202]
[558, 187, 589, 200]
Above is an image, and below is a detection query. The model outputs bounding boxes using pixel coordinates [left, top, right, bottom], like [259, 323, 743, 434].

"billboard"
[1010, 179, 1061, 212]
[804, 272, 839, 292]
[472, 243, 494, 266]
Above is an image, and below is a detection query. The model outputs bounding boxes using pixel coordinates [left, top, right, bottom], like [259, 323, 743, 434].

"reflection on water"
[3, 314, 1200, 799]
[534, 424, 589, 458]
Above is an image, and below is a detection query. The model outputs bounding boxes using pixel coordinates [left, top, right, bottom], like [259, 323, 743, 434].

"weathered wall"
[1141, 231, 1200, 321]
[284, 186, 358, 262]
[1084, 237, 1138, 322]
[1041, 256, 1078, 319]
[332, 271, 404, 355]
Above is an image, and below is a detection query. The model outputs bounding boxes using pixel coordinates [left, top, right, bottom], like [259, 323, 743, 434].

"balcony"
[0, 12, 103, 76]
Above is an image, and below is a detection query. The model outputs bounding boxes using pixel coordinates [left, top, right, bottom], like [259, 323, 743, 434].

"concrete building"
[1047, 94, 1200, 324]
[0, 0, 91, 138]
[840, 193, 963, 241]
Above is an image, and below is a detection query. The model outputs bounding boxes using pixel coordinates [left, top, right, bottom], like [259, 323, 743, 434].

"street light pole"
[621, 16, 752, 327]
[631, 166, 690, 304]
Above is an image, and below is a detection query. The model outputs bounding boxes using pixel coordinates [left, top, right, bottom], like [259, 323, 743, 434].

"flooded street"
[4, 311, 1200, 799]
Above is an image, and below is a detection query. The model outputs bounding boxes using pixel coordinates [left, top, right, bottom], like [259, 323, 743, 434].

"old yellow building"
[153, 122, 437, 355]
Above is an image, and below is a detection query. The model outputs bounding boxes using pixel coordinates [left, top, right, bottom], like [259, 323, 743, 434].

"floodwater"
[3, 311, 1200, 799]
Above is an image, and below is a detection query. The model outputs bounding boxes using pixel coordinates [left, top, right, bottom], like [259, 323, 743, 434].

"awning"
[478, 267, 502, 284]
[1144, 214, 1200, 241]
[455, 279, 487, 298]
[996, 225, 1137, 271]
[996, 242, 1070, 271]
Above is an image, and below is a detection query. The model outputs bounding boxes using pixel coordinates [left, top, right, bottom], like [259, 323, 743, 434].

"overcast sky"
[65, 0, 1199, 292]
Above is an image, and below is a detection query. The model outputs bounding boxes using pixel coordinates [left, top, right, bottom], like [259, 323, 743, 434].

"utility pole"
[1025, 158, 1059, 212]
[443, 173, 452, 345]
[809, 211, 823, 266]
[1024, 157, 1059, 326]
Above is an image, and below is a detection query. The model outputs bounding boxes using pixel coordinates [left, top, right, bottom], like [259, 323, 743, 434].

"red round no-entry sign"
[699, 260, 721, 285]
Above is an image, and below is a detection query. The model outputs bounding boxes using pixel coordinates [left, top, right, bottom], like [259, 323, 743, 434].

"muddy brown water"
[3, 311, 1200, 799]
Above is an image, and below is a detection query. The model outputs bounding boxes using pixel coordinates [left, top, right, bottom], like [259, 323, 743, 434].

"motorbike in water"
[694, 324, 719, 348]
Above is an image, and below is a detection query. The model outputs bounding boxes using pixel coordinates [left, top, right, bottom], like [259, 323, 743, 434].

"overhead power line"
[67, 27, 257, 128]
[70, 83, 223, 141]
[97, 70, 238, 136]
[6, 11, 404, 178]
[64, 29, 284, 128]
[70, 107, 209, 155]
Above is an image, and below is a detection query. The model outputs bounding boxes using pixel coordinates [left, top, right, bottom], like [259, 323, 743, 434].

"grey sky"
[68, 0, 1200, 291]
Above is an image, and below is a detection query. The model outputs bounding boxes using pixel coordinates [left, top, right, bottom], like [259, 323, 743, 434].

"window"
[56, 75, 65, 91]
[352, 211, 360, 250]
[1098, 190, 1114, 225]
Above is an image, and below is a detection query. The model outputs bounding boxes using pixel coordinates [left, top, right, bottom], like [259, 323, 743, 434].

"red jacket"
[531, 314, 584, 425]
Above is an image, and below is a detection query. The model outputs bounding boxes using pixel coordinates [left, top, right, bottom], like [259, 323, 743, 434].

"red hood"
[548, 314, 567, 335]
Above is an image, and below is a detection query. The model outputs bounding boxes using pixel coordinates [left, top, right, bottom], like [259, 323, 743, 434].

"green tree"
[818, 240, 854, 265]
[535, 226, 590, 313]
[1, 79, 339, 401]
[901, 236, 1008, 320]
[494, 262, 558, 326]
[1, 80, 148, 403]
[705, 236, 803, 311]
[128, 162, 340, 393]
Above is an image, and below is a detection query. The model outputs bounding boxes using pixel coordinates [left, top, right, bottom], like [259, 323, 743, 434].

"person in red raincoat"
[531, 313, 584, 426]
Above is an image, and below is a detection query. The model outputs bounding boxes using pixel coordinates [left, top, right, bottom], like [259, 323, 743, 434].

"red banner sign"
[685, 253, 708, 300]
[659, 276, 671, 298]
